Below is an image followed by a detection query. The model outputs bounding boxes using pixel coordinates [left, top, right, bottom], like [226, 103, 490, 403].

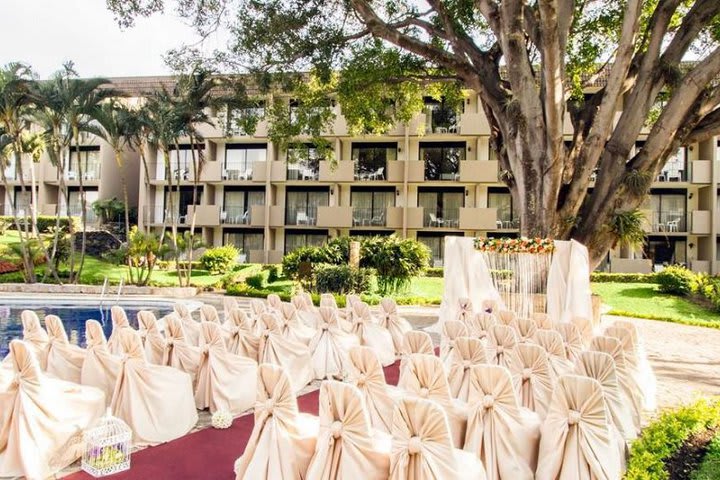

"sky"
[0, 0, 224, 79]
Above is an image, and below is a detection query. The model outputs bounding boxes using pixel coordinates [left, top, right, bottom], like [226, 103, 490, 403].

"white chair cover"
[456, 297, 475, 325]
[174, 302, 202, 346]
[352, 302, 396, 366]
[234, 364, 319, 480]
[509, 343, 554, 418]
[482, 298, 497, 313]
[441, 320, 468, 365]
[279, 303, 315, 346]
[497, 310, 517, 329]
[81, 320, 120, 405]
[348, 346, 399, 433]
[267, 294, 284, 313]
[571, 315, 594, 346]
[137, 310, 166, 365]
[515, 318, 537, 344]
[107, 305, 133, 355]
[488, 324, 517, 369]
[533, 329, 575, 378]
[223, 296, 239, 322]
[45, 314, 85, 383]
[555, 323, 584, 363]
[111, 328, 198, 446]
[224, 308, 260, 360]
[379, 298, 413, 354]
[397, 353, 468, 448]
[576, 350, 637, 440]
[590, 336, 643, 432]
[532, 312, 553, 330]
[470, 312, 496, 341]
[389, 397, 486, 480]
[162, 314, 202, 385]
[402, 330, 435, 356]
[195, 321, 258, 414]
[292, 294, 320, 328]
[447, 337, 489, 402]
[535, 375, 622, 480]
[249, 299, 266, 335]
[464, 364, 541, 480]
[200, 304, 222, 324]
[18, 310, 50, 370]
[611, 320, 655, 409]
[309, 306, 359, 380]
[305, 381, 391, 480]
[0, 340, 105, 479]
[320, 294, 353, 331]
[605, 325, 656, 411]
[258, 313, 314, 393]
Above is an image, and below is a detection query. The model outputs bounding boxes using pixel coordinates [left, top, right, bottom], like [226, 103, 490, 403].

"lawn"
[592, 282, 720, 327]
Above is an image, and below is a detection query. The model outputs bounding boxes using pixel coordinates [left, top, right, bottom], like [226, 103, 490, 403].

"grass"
[592, 282, 720, 328]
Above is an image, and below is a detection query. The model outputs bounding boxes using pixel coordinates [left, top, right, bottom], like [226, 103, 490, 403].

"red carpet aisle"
[66, 361, 401, 480]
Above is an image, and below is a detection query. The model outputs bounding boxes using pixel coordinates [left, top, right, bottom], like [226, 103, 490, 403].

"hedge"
[625, 398, 720, 480]
[0, 215, 79, 233]
[590, 272, 659, 283]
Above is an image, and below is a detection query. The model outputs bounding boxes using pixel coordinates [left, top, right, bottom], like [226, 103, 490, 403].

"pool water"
[0, 305, 172, 358]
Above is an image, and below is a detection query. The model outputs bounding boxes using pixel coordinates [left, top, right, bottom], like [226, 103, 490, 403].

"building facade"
[3, 75, 719, 274]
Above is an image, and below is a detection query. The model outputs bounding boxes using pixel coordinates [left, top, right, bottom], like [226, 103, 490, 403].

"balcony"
[647, 211, 688, 233]
[2, 162, 37, 182]
[691, 210, 711, 235]
[457, 112, 490, 135]
[691, 160, 711, 184]
[186, 205, 221, 227]
[250, 161, 287, 182]
[66, 205, 98, 224]
[248, 249, 283, 264]
[319, 161, 354, 182]
[406, 161, 425, 182]
[287, 160, 319, 181]
[386, 206, 424, 229]
[149, 162, 222, 182]
[459, 207, 498, 230]
[317, 206, 353, 228]
[423, 208, 460, 228]
[610, 258, 652, 274]
[285, 208, 322, 226]
[249, 205, 285, 227]
[64, 163, 102, 182]
[459, 161, 499, 183]
[351, 207, 388, 227]
[221, 205, 251, 225]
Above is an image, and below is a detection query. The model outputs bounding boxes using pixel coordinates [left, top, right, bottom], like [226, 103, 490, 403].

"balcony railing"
[655, 169, 687, 182]
[424, 208, 460, 228]
[222, 205, 251, 224]
[649, 211, 687, 232]
[354, 162, 387, 181]
[286, 209, 319, 226]
[65, 163, 101, 181]
[352, 207, 387, 226]
[287, 161, 319, 181]
[223, 161, 254, 180]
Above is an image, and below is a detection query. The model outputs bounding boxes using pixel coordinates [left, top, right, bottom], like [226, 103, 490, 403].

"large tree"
[108, 0, 720, 267]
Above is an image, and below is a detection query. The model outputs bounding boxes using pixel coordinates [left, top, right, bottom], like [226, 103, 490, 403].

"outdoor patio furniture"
[220, 211, 228, 223]
[429, 213, 444, 227]
[238, 168, 253, 180]
[666, 218, 680, 232]
[301, 167, 316, 180]
[370, 211, 385, 226]
[435, 126, 449, 134]
[369, 167, 385, 180]
[66, 171, 78, 180]
[297, 211, 309, 225]
[496, 220, 503, 229]
[240, 210, 249, 224]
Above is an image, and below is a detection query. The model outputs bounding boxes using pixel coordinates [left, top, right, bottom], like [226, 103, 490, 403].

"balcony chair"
[429, 213, 444, 227]
[220, 211, 228, 223]
[370, 211, 385, 226]
[240, 211, 249, 224]
[66, 171, 78, 180]
[238, 168, 253, 180]
[666, 218, 680, 232]
[297, 211, 310, 225]
[496, 220, 503, 229]
[369, 167, 385, 180]
[448, 124, 459, 133]
[301, 167, 316, 180]
[435, 126, 449, 134]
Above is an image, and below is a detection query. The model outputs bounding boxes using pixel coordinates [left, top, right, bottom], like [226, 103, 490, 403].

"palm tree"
[0, 63, 38, 282]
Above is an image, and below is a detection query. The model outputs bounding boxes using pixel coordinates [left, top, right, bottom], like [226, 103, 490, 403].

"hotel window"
[287, 143, 322, 181]
[227, 101, 265, 135]
[285, 187, 329, 225]
[350, 187, 395, 226]
[285, 230, 328, 253]
[418, 187, 464, 227]
[155, 144, 205, 180]
[224, 230, 264, 254]
[658, 147, 687, 182]
[67, 188, 99, 221]
[646, 236, 686, 266]
[421, 142, 465, 181]
[351, 142, 396, 180]
[222, 188, 265, 224]
[164, 186, 203, 223]
[13, 188, 32, 216]
[649, 191, 686, 232]
[488, 188, 519, 228]
[423, 97, 460, 133]
[67, 146, 101, 180]
[224, 144, 267, 180]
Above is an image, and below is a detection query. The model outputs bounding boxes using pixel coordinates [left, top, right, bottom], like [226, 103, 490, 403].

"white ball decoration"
[211, 409, 233, 429]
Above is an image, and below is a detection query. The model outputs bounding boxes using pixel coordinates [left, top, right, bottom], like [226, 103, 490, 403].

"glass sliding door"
[417, 188, 464, 227]
[224, 144, 267, 180]
[420, 142, 465, 181]
[287, 143, 321, 180]
[650, 191, 686, 232]
[222, 188, 265, 224]
[350, 188, 394, 226]
[351, 142, 396, 180]
[284, 230, 328, 253]
[487, 188, 518, 228]
[285, 188, 329, 225]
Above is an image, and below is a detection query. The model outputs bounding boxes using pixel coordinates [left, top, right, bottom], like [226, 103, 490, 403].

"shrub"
[656, 265, 698, 296]
[246, 271, 269, 289]
[424, 267, 444, 278]
[200, 245, 238, 274]
[361, 235, 430, 293]
[314, 264, 374, 294]
[590, 272, 659, 283]
[691, 435, 720, 480]
[263, 264, 281, 283]
[0, 215, 79, 233]
[626, 398, 720, 480]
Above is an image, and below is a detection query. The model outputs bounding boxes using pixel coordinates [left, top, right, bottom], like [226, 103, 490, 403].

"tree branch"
[686, 106, 720, 145]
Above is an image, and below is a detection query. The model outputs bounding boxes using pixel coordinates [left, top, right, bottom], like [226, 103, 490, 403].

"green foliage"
[0, 215, 78, 233]
[245, 271, 268, 289]
[424, 267, 444, 278]
[691, 435, 720, 480]
[123, 226, 168, 286]
[590, 272, 658, 283]
[656, 265, 698, 296]
[263, 264, 281, 283]
[625, 398, 720, 480]
[623, 170, 653, 195]
[200, 245, 238, 275]
[608, 209, 647, 250]
[314, 264, 374, 294]
[91, 198, 125, 224]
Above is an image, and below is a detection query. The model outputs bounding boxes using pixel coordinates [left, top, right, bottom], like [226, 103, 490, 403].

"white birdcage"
[81, 410, 132, 477]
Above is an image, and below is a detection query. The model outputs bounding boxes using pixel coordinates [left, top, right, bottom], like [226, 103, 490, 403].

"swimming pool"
[0, 301, 176, 357]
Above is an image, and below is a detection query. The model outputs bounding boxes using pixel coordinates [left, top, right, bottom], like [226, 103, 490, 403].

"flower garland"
[474, 236, 555, 254]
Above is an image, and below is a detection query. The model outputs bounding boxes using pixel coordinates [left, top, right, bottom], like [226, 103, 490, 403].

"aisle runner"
[66, 361, 402, 480]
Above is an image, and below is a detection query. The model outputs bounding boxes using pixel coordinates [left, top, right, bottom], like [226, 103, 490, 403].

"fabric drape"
[488, 325, 517, 369]
[556, 323, 584, 363]
[258, 313, 314, 393]
[279, 303, 316, 346]
[137, 310, 166, 365]
[347, 346, 399, 434]
[200, 304, 222, 324]
[441, 321, 469, 365]
[13, 310, 50, 370]
[402, 330, 435, 356]
[162, 314, 202, 385]
[470, 312, 496, 341]
[380, 298, 413, 354]
[107, 305, 133, 355]
[352, 302, 396, 366]
[515, 318, 537, 344]
[174, 302, 201, 346]
[447, 337, 489, 402]
[605, 325, 656, 411]
[309, 307, 359, 380]
[81, 320, 120, 405]
[534, 329, 575, 378]
[224, 308, 260, 360]
[509, 343, 554, 419]
[45, 315, 85, 383]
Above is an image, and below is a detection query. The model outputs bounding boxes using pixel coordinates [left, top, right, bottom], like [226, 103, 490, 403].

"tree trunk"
[74, 128, 88, 283]
[0, 158, 35, 282]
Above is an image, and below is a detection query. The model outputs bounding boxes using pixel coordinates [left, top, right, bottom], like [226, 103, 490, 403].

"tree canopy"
[108, 0, 720, 266]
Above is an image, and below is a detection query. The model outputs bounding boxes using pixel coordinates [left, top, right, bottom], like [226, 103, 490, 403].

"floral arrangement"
[474, 237, 555, 254]
[212, 409, 233, 429]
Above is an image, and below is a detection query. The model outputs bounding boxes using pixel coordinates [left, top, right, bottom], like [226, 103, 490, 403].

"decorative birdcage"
[81, 410, 132, 477]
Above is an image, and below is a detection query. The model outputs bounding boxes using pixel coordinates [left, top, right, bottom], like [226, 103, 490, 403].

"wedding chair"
[470, 312, 496, 341]
[45, 314, 85, 383]
[533, 329, 575, 378]
[258, 312, 314, 393]
[137, 310, 166, 365]
[347, 346, 400, 433]
[15, 311, 50, 370]
[497, 309, 517, 328]
[346, 293, 362, 321]
[456, 297, 474, 324]
[441, 320, 468, 364]
[111, 328, 198, 445]
[224, 308, 260, 360]
[389, 397, 485, 479]
[319, 293, 353, 331]
[531, 312, 553, 330]
[481, 298, 497, 313]
[305, 381, 391, 479]
[162, 314, 201, 385]
[292, 294, 320, 328]
[611, 320, 654, 405]
[278, 302, 316, 346]
[308, 306, 359, 380]
[397, 353, 468, 448]
[508, 343, 554, 418]
[200, 304, 222, 324]
[81, 320, 121, 404]
[571, 315, 594, 345]
[555, 322, 584, 363]
[174, 302, 201, 346]
[535, 375, 623, 480]
[267, 293, 284, 313]
[402, 330, 435, 356]
[605, 325, 656, 410]
[234, 364, 319, 480]
[576, 350, 637, 440]
[515, 318, 537, 344]
[447, 337, 489, 402]
[223, 296, 239, 322]
[0, 340, 105, 479]
[380, 298, 413, 354]
[488, 324, 517, 369]
[195, 321, 258, 415]
[352, 301, 396, 366]
[107, 305, 134, 356]
[249, 299, 266, 335]
[465, 364, 541, 480]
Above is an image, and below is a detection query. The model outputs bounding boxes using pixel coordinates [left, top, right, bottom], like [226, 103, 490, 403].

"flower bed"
[473, 236, 555, 254]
